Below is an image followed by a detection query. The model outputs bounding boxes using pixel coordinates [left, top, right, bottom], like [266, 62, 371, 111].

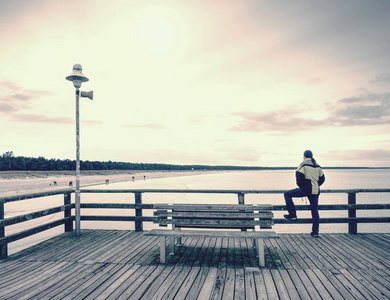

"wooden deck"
[0, 230, 389, 299]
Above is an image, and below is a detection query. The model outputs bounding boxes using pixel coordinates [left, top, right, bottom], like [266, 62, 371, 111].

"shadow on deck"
[1, 230, 389, 299]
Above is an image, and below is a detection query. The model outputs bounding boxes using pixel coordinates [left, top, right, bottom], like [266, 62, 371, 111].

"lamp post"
[66, 64, 93, 236]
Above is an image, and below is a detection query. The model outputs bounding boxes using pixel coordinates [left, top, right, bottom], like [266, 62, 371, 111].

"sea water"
[4, 169, 390, 255]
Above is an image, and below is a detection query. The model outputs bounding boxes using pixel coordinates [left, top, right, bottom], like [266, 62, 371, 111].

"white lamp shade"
[66, 64, 89, 83]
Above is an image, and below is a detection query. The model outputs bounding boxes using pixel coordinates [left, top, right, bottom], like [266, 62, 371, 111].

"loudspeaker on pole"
[80, 90, 93, 100]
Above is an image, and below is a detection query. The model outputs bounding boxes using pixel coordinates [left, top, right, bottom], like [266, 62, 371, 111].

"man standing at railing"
[284, 150, 325, 237]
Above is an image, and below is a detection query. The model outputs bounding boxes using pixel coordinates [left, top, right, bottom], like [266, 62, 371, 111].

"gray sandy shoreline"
[0, 170, 200, 180]
[0, 170, 221, 197]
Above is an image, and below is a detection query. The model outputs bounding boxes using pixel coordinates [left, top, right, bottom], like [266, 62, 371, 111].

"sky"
[0, 0, 389, 167]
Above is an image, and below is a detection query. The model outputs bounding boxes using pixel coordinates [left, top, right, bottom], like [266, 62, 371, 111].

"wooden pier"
[1, 230, 389, 299]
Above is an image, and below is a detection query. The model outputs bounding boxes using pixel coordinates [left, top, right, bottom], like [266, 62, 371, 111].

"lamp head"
[66, 64, 89, 88]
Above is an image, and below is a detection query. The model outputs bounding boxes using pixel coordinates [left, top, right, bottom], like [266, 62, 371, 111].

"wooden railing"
[0, 189, 74, 258]
[1, 188, 389, 258]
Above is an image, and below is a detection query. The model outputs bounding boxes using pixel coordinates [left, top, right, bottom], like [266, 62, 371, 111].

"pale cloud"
[370, 73, 390, 85]
[230, 92, 390, 132]
[124, 123, 165, 130]
[0, 103, 14, 112]
[230, 109, 323, 132]
[0, 81, 88, 124]
[328, 93, 390, 126]
[0, 81, 52, 113]
[216, 146, 262, 163]
[11, 113, 73, 124]
[324, 149, 390, 166]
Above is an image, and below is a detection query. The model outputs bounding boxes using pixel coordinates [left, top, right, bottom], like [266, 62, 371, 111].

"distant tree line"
[2, 152, 380, 171]
[0, 151, 287, 172]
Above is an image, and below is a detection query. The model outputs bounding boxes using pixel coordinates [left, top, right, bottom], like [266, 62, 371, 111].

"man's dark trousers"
[284, 188, 319, 233]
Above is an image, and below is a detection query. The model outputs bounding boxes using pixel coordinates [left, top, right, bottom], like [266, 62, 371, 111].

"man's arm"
[296, 170, 305, 187]
[318, 171, 325, 186]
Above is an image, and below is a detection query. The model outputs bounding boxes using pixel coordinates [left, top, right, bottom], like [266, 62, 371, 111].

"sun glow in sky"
[0, 0, 389, 167]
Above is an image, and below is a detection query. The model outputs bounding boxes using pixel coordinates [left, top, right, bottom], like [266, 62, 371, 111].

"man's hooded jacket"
[296, 158, 325, 195]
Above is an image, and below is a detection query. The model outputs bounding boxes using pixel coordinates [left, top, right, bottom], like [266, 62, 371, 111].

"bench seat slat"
[163, 225, 273, 230]
[156, 219, 273, 227]
[153, 204, 272, 211]
[145, 229, 278, 239]
[154, 212, 274, 219]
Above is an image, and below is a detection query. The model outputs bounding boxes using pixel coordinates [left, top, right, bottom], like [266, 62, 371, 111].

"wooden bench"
[144, 203, 278, 267]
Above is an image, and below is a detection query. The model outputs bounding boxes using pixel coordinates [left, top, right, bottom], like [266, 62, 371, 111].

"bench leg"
[169, 237, 175, 255]
[257, 239, 265, 267]
[177, 228, 182, 245]
[160, 236, 166, 264]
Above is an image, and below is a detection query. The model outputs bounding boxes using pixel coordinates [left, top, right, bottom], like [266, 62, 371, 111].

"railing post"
[238, 193, 246, 231]
[0, 200, 7, 259]
[348, 192, 357, 234]
[238, 193, 245, 205]
[135, 192, 143, 231]
[64, 192, 73, 232]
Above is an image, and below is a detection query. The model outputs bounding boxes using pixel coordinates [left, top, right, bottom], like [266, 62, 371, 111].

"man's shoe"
[284, 214, 297, 221]
[310, 231, 319, 238]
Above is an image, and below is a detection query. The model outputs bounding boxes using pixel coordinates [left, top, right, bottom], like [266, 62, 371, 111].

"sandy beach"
[0, 170, 216, 198]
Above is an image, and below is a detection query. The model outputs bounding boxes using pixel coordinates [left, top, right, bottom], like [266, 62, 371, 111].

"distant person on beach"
[284, 150, 325, 237]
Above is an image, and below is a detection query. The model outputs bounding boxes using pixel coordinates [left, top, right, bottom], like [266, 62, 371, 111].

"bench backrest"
[153, 204, 274, 230]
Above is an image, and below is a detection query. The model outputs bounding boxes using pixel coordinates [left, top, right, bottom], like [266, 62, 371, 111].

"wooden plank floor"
[0, 230, 389, 299]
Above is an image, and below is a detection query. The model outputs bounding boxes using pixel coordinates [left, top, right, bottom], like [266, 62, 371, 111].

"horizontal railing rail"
[0, 204, 74, 227]
[80, 188, 390, 194]
[1, 189, 74, 203]
[1, 188, 389, 258]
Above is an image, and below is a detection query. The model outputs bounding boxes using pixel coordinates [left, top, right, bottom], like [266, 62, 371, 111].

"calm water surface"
[101, 168, 390, 189]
